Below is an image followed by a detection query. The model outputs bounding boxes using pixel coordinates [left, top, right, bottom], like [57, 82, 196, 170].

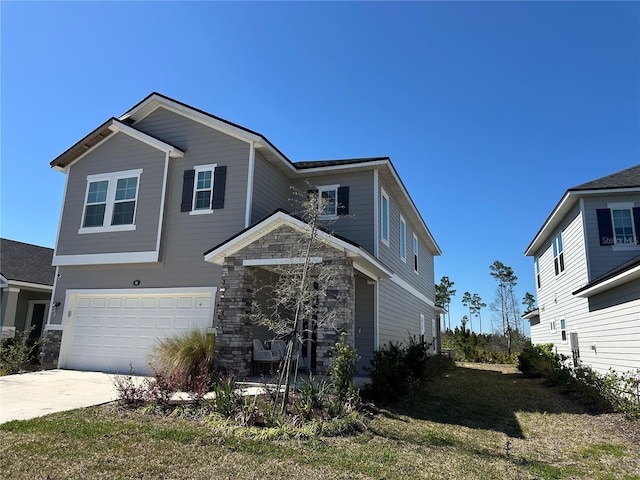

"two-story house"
[524, 165, 640, 375]
[42, 93, 442, 376]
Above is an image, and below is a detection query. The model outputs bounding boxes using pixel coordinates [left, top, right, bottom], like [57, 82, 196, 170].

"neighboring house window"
[413, 233, 419, 273]
[399, 216, 406, 262]
[308, 186, 349, 218]
[596, 203, 640, 247]
[381, 189, 389, 245]
[181, 165, 227, 213]
[560, 317, 567, 343]
[550, 320, 556, 333]
[552, 233, 564, 275]
[534, 258, 541, 288]
[80, 169, 142, 233]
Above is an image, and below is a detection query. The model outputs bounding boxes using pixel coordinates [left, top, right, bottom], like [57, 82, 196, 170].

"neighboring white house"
[524, 165, 640, 375]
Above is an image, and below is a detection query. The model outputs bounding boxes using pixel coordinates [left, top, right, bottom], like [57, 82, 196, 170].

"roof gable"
[526, 164, 640, 256]
[0, 238, 55, 286]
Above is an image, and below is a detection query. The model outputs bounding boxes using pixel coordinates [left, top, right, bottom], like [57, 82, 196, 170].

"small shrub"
[330, 332, 360, 402]
[518, 344, 558, 378]
[210, 374, 240, 417]
[113, 367, 153, 405]
[0, 327, 44, 375]
[366, 336, 451, 402]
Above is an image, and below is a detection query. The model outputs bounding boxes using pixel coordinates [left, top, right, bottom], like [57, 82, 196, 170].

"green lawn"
[1, 363, 638, 479]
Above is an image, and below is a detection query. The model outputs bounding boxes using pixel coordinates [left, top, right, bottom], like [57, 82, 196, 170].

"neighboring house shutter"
[212, 165, 227, 209]
[181, 169, 196, 212]
[337, 186, 349, 216]
[634, 207, 640, 244]
[596, 209, 613, 246]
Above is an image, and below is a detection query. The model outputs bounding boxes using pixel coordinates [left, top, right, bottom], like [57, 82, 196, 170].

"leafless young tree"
[250, 187, 347, 413]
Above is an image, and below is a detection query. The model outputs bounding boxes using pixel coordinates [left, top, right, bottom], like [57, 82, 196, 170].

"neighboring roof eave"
[522, 308, 539, 320]
[525, 165, 640, 256]
[573, 256, 640, 298]
[204, 210, 393, 279]
[50, 118, 184, 171]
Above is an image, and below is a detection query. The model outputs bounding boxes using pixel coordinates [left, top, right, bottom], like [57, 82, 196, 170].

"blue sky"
[2, 2, 639, 334]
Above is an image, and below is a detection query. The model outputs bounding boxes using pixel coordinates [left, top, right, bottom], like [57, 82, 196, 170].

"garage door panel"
[62, 290, 215, 374]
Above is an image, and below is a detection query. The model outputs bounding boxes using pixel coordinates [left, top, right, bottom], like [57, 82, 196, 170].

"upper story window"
[399, 216, 406, 262]
[597, 203, 640, 248]
[534, 258, 541, 288]
[318, 184, 339, 218]
[308, 185, 349, 219]
[181, 164, 227, 214]
[413, 233, 419, 273]
[552, 233, 565, 275]
[194, 166, 214, 211]
[80, 169, 142, 233]
[381, 189, 389, 246]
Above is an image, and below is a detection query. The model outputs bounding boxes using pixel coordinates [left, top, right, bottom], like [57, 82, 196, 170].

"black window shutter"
[596, 208, 613, 246]
[212, 165, 227, 209]
[633, 207, 640, 244]
[337, 186, 349, 216]
[181, 169, 195, 212]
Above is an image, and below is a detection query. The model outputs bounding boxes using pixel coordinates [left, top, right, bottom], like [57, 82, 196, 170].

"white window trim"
[607, 201, 639, 250]
[381, 188, 390, 246]
[399, 215, 407, 262]
[413, 233, 419, 274]
[190, 163, 217, 215]
[552, 233, 565, 276]
[79, 168, 142, 234]
[550, 320, 556, 333]
[317, 184, 340, 220]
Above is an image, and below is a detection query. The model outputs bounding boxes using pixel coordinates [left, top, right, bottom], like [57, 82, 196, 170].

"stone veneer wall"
[215, 225, 354, 376]
[40, 329, 62, 370]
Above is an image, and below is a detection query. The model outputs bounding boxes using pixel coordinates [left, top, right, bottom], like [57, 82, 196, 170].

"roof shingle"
[570, 164, 640, 191]
[0, 239, 55, 286]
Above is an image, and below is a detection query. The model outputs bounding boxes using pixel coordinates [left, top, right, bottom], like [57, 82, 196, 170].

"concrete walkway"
[0, 369, 142, 424]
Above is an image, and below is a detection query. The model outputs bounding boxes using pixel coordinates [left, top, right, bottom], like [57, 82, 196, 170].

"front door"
[26, 301, 48, 340]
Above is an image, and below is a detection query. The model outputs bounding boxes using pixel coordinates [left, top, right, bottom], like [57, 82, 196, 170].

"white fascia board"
[108, 120, 184, 158]
[6, 280, 53, 292]
[294, 159, 389, 175]
[522, 309, 540, 320]
[52, 251, 159, 266]
[574, 265, 640, 298]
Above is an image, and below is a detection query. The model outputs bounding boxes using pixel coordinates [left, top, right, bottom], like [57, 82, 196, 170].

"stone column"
[315, 257, 355, 373]
[215, 257, 255, 377]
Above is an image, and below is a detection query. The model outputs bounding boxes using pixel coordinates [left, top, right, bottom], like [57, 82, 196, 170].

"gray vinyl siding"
[292, 171, 375, 253]
[582, 195, 640, 280]
[251, 151, 291, 223]
[50, 107, 252, 326]
[378, 278, 436, 347]
[56, 133, 165, 255]
[377, 180, 435, 299]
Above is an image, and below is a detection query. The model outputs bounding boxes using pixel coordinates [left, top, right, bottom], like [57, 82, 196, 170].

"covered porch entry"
[204, 211, 391, 377]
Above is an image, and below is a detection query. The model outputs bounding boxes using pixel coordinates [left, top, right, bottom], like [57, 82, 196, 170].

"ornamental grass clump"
[150, 329, 216, 391]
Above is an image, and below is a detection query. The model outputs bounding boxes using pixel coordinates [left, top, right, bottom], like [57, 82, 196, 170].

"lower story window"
[560, 317, 567, 343]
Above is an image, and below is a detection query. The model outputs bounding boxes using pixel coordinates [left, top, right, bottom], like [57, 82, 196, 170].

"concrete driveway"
[0, 369, 142, 424]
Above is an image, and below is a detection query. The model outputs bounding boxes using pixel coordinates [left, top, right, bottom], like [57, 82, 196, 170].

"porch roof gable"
[204, 210, 393, 279]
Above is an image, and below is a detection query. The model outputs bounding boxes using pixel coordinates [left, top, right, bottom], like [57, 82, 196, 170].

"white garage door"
[59, 288, 216, 374]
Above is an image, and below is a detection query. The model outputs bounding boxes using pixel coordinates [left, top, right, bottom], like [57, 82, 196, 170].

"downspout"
[245, 142, 256, 228]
